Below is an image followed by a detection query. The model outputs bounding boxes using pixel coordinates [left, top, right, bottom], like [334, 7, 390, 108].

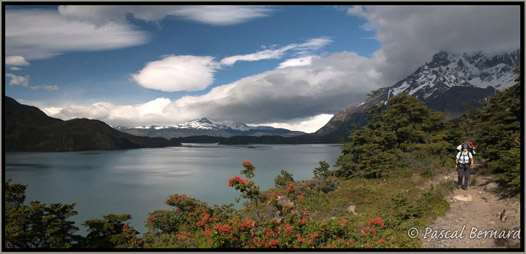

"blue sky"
[4, 5, 521, 132]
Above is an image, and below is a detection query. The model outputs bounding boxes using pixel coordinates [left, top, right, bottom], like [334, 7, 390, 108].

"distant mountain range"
[4, 96, 181, 152]
[314, 50, 520, 142]
[115, 118, 304, 139]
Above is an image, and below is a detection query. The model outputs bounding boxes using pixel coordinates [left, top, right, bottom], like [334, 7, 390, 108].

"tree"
[313, 161, 331, 179]
[336, 94, 449, 178]
[4, 180, 80, 248]
[468, 64, 521, 192]
[79, 214, 137, 248]
[274, 170, 295, 188]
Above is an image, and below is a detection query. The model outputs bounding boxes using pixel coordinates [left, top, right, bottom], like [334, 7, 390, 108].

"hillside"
[4, 96, 181, 152]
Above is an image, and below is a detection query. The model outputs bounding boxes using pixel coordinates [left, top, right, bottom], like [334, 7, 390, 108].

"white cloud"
[134, 37, 332, 93]
[6, 73, 29, 87]
[137, 97, 172, 116]
[170, 5, 273, 26]
[30, 85, 59, 91]
[221, 37, 332, 66]
[220, 45, 294, 66]
[6, 73, 58, 91]
[41, 106, 62, 116]
[58, 5, 168, 26]
[6, 9, 149, 60]
[5, 56, 30, 66]
[278, 56, 318, 69]
[58, 5, 273, 26]
[132, 55, 219, 92]
[165, 52, 378, 124]
[346, 5, 368, 18]
[10, 67, 23, 71]
[251, 114, 334, 133]
[7, 6, 273, 60]
[294, 37, 333, 56]
[43, 98, 174, 127]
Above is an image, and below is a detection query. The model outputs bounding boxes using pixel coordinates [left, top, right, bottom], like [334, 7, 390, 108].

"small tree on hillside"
[336, 94, 449, 178]
[274, 170, 295, 188]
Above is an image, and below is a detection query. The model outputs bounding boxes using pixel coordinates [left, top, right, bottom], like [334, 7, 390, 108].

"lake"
[5, 144, 342, 235]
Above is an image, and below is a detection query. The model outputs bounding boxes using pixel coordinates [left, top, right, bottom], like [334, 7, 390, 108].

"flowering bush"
[128, 161, 388, 249]
[228, 161, 262, 223]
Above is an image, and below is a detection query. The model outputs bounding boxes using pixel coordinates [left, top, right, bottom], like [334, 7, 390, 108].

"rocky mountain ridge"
[315, 50, 520, 141]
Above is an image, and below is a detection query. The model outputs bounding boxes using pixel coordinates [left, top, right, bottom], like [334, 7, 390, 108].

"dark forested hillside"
[4, 96, 180, 152]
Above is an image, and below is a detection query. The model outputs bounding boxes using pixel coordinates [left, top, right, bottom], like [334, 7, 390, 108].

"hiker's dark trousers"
[457, 163, 471, 189]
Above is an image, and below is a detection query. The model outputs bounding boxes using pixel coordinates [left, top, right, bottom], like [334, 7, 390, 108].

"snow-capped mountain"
[174, 118, 252, 131]
[384, 50, 519, 101]
[315, 50, 520, 141]
[115, 118, 304, 139]
[126, 118, 258, 131]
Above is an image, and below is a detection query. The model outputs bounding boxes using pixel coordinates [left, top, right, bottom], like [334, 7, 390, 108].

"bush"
[131, 161, 391, 249]
[274, 170, 295, 188]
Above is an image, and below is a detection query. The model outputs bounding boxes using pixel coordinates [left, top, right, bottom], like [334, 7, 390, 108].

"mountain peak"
[429, 51, 452, 68]
[196, 117, 213, 124]
[314, 49, 520, 142]
[388, 49, 519, 101]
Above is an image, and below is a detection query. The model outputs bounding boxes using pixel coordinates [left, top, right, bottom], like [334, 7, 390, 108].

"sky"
[4, 4, 521, 133]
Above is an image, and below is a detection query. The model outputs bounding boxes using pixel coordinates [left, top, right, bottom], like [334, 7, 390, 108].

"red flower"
[309, 233, 319, 238]
[204, 229, 211, 236]
[242, 160, 253, 167]
[377, 239, 386, 244]
[368, 217, 384, 227]
[241, 219, 255, 230]
[215, 224, 232, 233]
[365, 244, 371, 248]
[228, 176, 247, 186]
[286, 184, 296, 193]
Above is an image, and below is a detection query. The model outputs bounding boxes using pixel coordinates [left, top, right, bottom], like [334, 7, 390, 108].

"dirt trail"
[421, 169, 521, 249]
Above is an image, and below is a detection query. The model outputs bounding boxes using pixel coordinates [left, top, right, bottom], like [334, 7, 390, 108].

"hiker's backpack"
[456, 142, 476, 155]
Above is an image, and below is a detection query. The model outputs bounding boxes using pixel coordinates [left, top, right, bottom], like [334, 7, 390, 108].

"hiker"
[456, 143, 474, 190]
[456, 141, 476, 155]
